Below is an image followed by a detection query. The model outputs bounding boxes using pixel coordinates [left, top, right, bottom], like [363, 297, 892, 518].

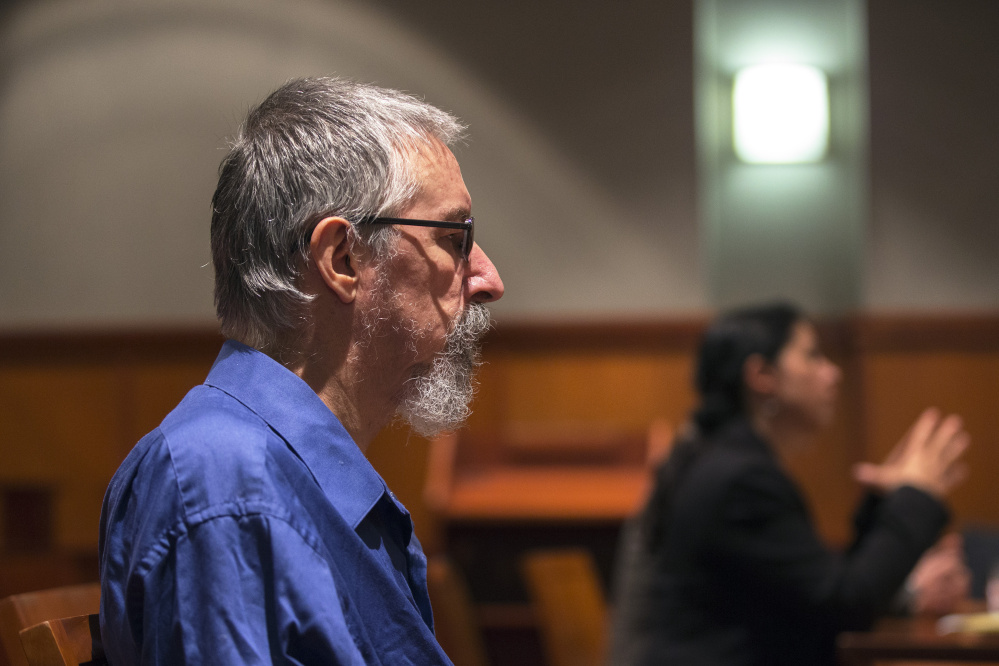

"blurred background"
[1, 0, 997, 664]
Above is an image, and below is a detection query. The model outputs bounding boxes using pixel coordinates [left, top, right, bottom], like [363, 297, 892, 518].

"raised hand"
[853, 408, 970, 499]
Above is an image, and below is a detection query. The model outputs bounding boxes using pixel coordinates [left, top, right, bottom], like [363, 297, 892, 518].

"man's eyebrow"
[437, 206, 471, 223]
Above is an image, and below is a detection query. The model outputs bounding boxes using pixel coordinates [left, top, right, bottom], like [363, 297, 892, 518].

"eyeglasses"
[359, 216, 474, 262]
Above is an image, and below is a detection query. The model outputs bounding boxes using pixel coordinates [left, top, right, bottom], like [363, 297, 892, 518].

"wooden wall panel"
[125, 361, 219, 455]
[1, 315, 997, 559]
[486, 352, 696, 432]
[782, 355, 865, 545]
[860, 351, 999, 527]
[365, 423, 435, 549]
[0, 366, 122, 550]
[0, 332, 222, 556]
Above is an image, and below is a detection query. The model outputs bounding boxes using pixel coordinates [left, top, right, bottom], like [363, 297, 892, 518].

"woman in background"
[610, 303, 969, 666]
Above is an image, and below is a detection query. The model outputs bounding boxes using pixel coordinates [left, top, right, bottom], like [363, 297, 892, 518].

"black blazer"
[610, 420, 949, 666]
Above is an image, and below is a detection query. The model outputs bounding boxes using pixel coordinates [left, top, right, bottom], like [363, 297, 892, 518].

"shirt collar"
[204, 339, 388, 529]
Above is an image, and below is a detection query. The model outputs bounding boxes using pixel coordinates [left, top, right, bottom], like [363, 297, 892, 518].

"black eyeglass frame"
[359, 216, 474, 262]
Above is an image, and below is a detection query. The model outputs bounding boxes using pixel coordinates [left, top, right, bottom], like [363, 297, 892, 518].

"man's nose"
[465, 242, 504, 303]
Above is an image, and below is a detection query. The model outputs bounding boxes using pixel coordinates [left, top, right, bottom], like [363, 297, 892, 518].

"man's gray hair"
[211, 76, 466, 351]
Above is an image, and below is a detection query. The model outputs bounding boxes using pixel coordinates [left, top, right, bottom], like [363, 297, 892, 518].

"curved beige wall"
[864, 0, 999, 310]
[0, 0, 705, 329]
[1, 0, 995, 330]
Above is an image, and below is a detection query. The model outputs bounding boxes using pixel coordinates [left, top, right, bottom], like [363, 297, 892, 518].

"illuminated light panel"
[732, 64, 829, 164]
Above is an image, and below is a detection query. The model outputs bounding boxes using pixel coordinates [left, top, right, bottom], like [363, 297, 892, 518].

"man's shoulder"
[100, 381, 348, 590]
[121, 384, 304, 523]
[158, 384, 273, 448]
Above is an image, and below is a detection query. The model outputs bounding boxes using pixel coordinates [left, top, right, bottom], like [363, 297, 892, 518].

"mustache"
[445, 302, 492, 354]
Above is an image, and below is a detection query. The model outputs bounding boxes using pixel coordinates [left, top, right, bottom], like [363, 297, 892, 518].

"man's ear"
[743, 353, 777, 397]
[310, 217, 357, 304]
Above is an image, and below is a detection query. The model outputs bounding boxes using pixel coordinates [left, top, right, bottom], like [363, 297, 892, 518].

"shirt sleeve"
[704, 465, 948, 632]
[133, 511, 369, 665]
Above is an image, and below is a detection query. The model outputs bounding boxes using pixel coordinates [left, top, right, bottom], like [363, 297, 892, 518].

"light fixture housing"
[732, 63, 829, 164]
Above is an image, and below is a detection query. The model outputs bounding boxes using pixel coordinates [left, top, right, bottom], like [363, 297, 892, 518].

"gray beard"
[396, 302, 491, 437]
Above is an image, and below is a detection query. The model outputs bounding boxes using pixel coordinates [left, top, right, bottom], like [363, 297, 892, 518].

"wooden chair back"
[18, 615, 104, 666]
[521, 548, 608, 666]
[426, 556, 490, 666]
[0, 584, 100, 666]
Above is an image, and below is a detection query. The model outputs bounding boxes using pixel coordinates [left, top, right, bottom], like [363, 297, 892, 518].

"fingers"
[877, 408, 938, 475]
[910, 536, 972, 614]
[906, 407, 944, 454]
[852, 462, 890, 492]
[926, 414, 971, 494]
[883, 409, 936, 464]
[929, 413, 964, 450]
[912, 411, 968, 464]
[858, 409, 970, 498]
[936, 424, 970, 467]
[938, 460, 970, 496]
[881, 437, 909, 466]
[883, 408, 971, 498]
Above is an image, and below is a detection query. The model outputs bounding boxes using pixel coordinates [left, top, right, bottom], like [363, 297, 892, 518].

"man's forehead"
[411, 141, 460, 177]
[402, 139, 471, 219]
[400, 135, 454, 167]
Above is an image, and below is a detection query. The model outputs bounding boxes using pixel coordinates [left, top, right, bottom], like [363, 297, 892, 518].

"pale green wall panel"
[696, 0, 868, 312]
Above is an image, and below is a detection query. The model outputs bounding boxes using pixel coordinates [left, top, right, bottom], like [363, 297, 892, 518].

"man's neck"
[287, 323, 413, 452]
[284, 362, 366, 453]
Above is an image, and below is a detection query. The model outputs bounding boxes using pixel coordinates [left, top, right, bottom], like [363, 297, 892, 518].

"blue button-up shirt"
[99, 340, 452, 665]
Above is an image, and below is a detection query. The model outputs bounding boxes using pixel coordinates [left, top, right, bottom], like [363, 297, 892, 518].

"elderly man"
[99, 77, 504, 664]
